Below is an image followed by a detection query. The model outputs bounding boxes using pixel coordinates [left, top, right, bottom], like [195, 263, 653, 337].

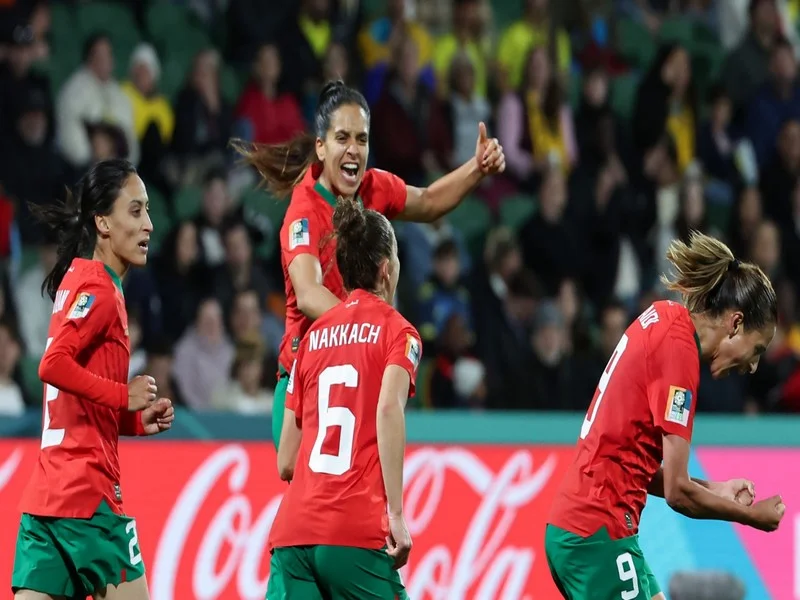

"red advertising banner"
[0, 440, 569, 600]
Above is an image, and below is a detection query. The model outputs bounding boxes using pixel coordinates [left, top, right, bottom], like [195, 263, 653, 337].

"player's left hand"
[711, 478, 755, 505]
[141, 397, 175, 435]
[475, 122, 505, 176]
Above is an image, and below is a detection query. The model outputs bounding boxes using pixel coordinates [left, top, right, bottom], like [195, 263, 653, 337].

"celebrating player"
[545, 232, 785, 600]
[266, 198, 421, 599]
[11, 159, 175, 600]
[234, 79, 504, 449]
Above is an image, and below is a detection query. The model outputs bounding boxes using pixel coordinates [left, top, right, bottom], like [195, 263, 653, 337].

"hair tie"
[728, 258, 741, 272]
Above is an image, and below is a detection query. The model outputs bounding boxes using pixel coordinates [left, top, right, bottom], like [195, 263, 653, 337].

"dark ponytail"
[333, 198, 394, 292]
[29, 159, 137, 300]
[232, 80, 370, 199]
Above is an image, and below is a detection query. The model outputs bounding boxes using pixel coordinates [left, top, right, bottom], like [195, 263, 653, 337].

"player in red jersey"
[546, 232, 786, 599]
[266, 198, 420, 599]
[11, 159, 175, 600]
[234, 79, 505, 449]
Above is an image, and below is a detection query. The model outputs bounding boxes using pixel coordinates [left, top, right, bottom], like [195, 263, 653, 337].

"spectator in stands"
[632, 43, 696, 173]
[722, 0, 780, 115]
[444, 51, 491, 170]
[225, 0, 294, 66]
[234, 44, 306, 146]
[194, 168, 234, 268]
[0, 21, 51, 141]
[154, 221, 206, 342]
[372, 35, 451, 186]
[359, 0, 435, 105]
[749, 219, 782, 280]
[416, 239, 473, 343]
[173, 297, 234, 410]
[322, 42, 350, 84]
[498, 47, 576, 192]
[55, 33, 138, 169]
[13, 232, 56, 358]
[728, 185, 764, 258]
[525, 300, 578, 410]
[496, 0, 571, 92]
[782, 181, 800, 291]
[209, 219, 274, 316]
[520, 169, 583, 295]
[760, 119, 800, 224]
[481, 269, 540, 409]
[0, 86, 64, 244]
[430, 312, 486, 409]
[0, 320, 24, 415]
[399, 216, 471, 292]
[432, 0, 489, 99]
[229, 287, 282, 375]
[121, 43, 174, 195]
[172, 48, 233, 185]
[698, 85, 741, 188]
[212, 336, 274, 414]
[470, 226, 523, 328]
[573, 300, 629, 401]
[747, 38, 800, 168]
[144, 337, 182, 406]
[127, 309, 146, 379]
[279, 0, 334, 115]
[574, 66, 618, 159]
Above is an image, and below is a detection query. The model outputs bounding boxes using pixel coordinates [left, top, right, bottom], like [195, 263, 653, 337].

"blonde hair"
[661, 231, 777, 328]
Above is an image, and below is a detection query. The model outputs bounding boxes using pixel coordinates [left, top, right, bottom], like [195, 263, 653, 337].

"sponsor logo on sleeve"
[67, 292, 96, 320]
[665, 386, 692, 426]
[288, 218, 310, 250]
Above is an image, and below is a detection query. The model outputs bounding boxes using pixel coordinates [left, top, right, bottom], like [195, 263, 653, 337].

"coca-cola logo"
[150, 444, 559, 600]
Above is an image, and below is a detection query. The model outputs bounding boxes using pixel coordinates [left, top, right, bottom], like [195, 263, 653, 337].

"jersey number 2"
[309, 364, 357, 476]
[41, 337, 65, 449]
[580, 334, 629, 440]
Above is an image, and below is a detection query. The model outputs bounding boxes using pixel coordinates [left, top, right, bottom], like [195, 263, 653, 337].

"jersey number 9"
[580, 334, 628, 440]
[309, 364, 358, 476]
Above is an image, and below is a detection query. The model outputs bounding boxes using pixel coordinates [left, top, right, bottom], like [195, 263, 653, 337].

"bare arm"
[398, 161, 483, 222]
[377, 364, 410, 517]
[277, 407, 302, 481]
[648, 466, 709, 497]
[288, 254, 342, 320]
[661, 434, 755, 525]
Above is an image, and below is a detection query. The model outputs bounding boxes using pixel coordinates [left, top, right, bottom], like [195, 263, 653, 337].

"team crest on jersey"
[67, 292, 95, 319]
[289, 218, 310, 250]
[665, 386, 692, 426]
[405, 335, 421, 370]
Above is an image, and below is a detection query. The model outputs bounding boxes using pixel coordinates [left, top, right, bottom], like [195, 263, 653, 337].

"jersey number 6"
[309, 364, 358, 476]
[580, 334, 629, 440]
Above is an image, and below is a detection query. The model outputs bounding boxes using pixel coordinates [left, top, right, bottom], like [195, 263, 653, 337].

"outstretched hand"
[474, 122, 505, 176]
[710, 478, 755, 505]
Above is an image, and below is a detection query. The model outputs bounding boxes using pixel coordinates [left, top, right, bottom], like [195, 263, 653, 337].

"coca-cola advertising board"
[0, 440, 566, 600]
[1, 441, 797, 599]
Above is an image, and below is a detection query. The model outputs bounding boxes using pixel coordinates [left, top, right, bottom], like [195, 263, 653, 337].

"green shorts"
[272, 371, 289, 450]
[11, 500, 146, 598]
[266, 545, 408, 600]
[544, 524, 661, 600]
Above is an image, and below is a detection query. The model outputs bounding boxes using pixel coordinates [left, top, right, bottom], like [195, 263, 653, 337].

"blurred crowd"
[1, 0, 800, 417]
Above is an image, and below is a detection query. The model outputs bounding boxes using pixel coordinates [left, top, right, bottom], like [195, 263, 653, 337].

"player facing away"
[266, 198, 421, 599]
[233, 79, 504, 450]
[11, 159, 175, 600]
[545, 232, 785, 600]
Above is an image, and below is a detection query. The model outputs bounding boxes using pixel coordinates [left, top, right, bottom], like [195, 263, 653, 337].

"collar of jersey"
[103, 264, 124, 296]
[313, 180, 363, 209]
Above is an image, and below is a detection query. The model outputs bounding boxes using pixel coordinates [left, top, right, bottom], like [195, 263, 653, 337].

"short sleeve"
[366, 169, 407, 220]
[385, 325, 423, 398]
[647, 334, 700, 441]
[281, 198, 323, 265]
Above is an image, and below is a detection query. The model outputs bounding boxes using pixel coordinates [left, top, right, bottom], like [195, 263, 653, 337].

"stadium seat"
[20, 355, 42, 404]
[499, 194, 537, 232]
[658, 17, 694, 48]
[610, 72, 640, 122]
[447, 196, 492, 259]
[18, 245, 40, 275]
[159, 24, 212, 70]
[220, 64, 243, 105]
[147, 203, 172, 255]
[241, 187, 288, 231]
[616, 18, 656, 70]
[145, 3, 190, 45]
[172, 185, 203, 222]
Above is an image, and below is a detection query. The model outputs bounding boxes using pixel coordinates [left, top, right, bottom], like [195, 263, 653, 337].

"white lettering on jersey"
[308, 323, 382, 352]
[52, 290, 70, 314]
[638, 305, 659, 330]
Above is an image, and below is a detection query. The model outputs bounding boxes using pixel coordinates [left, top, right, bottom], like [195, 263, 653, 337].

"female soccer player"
[266, 198, 419, 599]
[235, 79, 505, 449]
[546, 232, 785, 600]
[12, 159, 175, 600]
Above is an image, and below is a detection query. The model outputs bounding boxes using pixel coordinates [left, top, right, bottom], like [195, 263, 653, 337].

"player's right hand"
[128, 375, 157, 411]
[386, 514, 412, 569]
[748, 495, 786, 532]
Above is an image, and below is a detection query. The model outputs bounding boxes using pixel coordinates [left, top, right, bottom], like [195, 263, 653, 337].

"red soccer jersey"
[277, 165, 407, 373]
[19, 258, 144, 519]
[549, 300, 700, 539]
[268, 289, 422, 550]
